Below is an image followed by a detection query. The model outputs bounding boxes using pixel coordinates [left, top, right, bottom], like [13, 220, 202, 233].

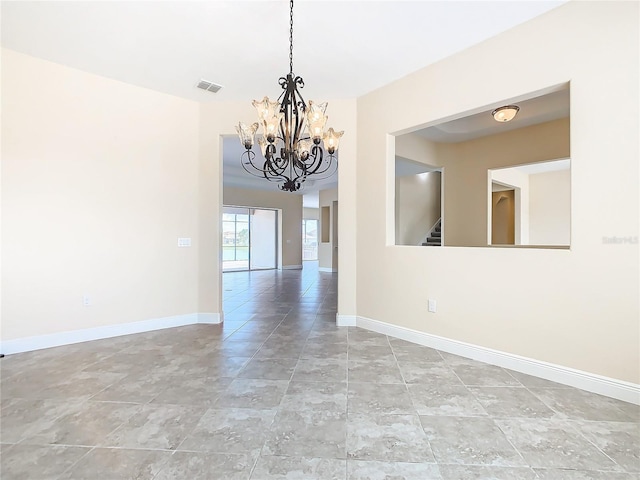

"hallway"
[1, 264, 638, 479]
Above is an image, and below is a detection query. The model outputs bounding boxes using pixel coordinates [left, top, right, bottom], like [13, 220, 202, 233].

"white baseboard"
[336, 314, 357, 327]
[197, 313, 222, 324]
[355, 315, 640, 405]
[281, 265, 303, 270]
[318, 267, 337, 273]
[0, 312, 222, 355]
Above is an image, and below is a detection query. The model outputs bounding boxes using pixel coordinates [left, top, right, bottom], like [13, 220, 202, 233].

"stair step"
[426, 237, 440, 243]
[431, 231, 441, 237]
[422, 242, 441, 246]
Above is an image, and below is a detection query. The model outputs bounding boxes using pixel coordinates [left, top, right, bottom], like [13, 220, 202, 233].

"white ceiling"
[416, 87, 570, 143]
[1, 1, 567, 102]
[1, 0, 568, 198]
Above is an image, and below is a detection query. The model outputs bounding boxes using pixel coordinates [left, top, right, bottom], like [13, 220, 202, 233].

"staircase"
[422, 219, 442, 246]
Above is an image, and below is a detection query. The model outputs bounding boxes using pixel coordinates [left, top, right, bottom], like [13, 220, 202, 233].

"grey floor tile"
[216, 340, 264, 357]
[496, 418, 621, 470]
[154, 451, 257, 480]
[263, 409, 347, 459]
[301, 341, 348, 360]
[507, 370, 573, 389]
[280, 381, 347, 412]
[348, 359, 404, 384]
[58, 447, 171, 480]
[347, 459, 441, 479]
[197, 356, 252, 378]
[0, 398, 87, 444]
[307, 330, 348, 343]
[391, 345, 444, 364]
[151, 376, 234, 408]
[347, 413, 434, 463]
[530, 387, 640, 422]
[408, 383, 487, 416]
[23, 400, 140, 447]
[252, 455, 346, 479]
[451, 363, 520, 387]
[102, 403, 205, 450]
[0, 444, 90, 480]
[2, 369, 125, 400]
[253, 342, 304, 359]
[438, 464, 538, 479]
[179, 408, 276, 454]
[420, 415, 525, 466]
[348, 382, 415, 414]
[238, 357, 298, 380]
[293, 357, 347, 383]
[469, 386, 556, 418]
[347, 329, 389, 345]
[215, 379, 289, 409]
[90, 370, 174, 403]
[571, 420, 640, 472]
[348, 344, 395, 362]
[397, 361, 462, 385]
[534, 469, 637, 479]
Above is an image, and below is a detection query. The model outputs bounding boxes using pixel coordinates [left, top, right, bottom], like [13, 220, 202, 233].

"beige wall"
[1, 49, 200, 340]
[303, 207, 319, 220]
[223, 187, 303, 268]
[396, 171, 441, 246]
[318, 188, 338, 271]
[2, 59, 357, 342]
[357, 1, 639, 383]
[529, 169, 571, 245]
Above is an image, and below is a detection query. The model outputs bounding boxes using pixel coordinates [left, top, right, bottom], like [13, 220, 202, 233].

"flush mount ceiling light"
[236, 0, 343, 192]
[492, 105, 520, 122]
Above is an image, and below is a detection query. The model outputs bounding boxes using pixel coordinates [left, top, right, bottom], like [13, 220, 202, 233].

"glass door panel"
[223, 206, 277, 272]
[250, 209, 277, 270]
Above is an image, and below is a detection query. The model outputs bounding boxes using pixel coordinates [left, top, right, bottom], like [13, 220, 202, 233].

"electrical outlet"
[82, 295, 91, 306]
[428, 299, 437, 313]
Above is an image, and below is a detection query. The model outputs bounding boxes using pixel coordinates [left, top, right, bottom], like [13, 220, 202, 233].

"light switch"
[428, 299, 437, 313]
[178, 237, 192, 247]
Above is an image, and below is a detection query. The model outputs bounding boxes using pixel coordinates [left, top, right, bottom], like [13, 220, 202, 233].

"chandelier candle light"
[236, 0, 343, 192]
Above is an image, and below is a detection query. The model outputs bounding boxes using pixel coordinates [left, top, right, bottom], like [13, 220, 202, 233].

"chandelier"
[236, 0, 343, 193]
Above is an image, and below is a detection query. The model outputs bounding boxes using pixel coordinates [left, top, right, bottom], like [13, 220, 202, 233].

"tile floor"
[1, 264, 639, 479]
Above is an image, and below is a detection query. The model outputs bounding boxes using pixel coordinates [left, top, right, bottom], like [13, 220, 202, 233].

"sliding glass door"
[223, 206, 277, 271]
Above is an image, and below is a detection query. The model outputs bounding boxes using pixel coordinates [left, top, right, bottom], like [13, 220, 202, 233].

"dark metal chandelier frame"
[236, 0, 343, 192]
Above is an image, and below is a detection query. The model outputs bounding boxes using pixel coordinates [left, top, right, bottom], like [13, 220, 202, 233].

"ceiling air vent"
[196, 79, 223, 93]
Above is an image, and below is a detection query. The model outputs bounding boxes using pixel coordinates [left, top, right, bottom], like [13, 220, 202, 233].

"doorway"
[223, 206, 278, 271]
[491, 188, 515, 245]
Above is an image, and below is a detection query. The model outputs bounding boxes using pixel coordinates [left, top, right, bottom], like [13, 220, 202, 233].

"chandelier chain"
[289, 0, 294, 74]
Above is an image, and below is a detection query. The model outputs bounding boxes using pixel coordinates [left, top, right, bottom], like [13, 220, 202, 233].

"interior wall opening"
[391, 83, 570, 248]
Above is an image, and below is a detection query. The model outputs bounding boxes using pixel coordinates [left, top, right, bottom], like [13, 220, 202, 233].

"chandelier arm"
[241, 150, 276, 179]
[303, 150, 337, 180]
[265, 157, 288, 178]
[241, 150, 289, 185]
[304, 146, 327, 175]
